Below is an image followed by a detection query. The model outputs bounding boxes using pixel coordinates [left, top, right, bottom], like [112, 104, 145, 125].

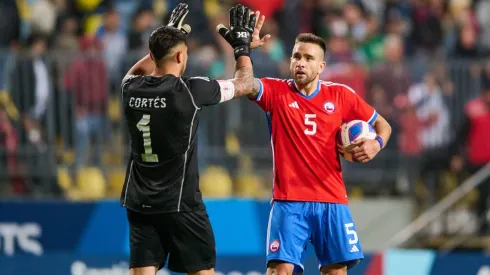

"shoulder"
[184, 76, 212, 82]
[121, 75, 143, 89]
[260, 77, 293, 93]
[320, 81, 357, 94]
[181, 76, 217, 87]
[260, 77, 290, 86]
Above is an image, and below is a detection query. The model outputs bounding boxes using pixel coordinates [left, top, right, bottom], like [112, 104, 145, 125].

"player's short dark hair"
[149, 26, 187, 65]
[295, 33, 327, 54]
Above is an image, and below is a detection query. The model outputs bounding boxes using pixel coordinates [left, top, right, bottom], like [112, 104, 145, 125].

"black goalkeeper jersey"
[120, 74, 223, 214]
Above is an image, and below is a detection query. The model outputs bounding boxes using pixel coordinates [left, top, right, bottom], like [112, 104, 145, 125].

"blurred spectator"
[0, 0, 21, 48]
[30, 0, 60, 37]
[367, 34, 411, 122]
[476, 0, 490, 52]
[395, 94, 423, 195]
[408, 71, 450, 152]
[9, 35, 51, 123]
[54, 16, 80, 53]
[408, 70, 451, 209]
[357, 13, 385, 68]
[0, 98, 20, 194]
[250, 18, 287, 78]
[343, 1, 367, 45]
[451, 71, 490, 235]
[96, 8, 127, 93]
[127, 8, 155, 53]
[407, 0, 444, 56]
[0, 0, 21, 90]
[450, 23, 481, 59]
[7, 35, 58, 196]
[64, 36, 108, 168]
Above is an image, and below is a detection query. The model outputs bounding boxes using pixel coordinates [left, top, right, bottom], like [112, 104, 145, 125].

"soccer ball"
[336, 120, 376, 162]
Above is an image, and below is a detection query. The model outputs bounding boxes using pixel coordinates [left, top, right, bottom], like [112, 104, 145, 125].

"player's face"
[290, 42, 326, 86]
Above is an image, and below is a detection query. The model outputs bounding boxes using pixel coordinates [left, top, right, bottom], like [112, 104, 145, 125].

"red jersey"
[251, 78, 378, 204]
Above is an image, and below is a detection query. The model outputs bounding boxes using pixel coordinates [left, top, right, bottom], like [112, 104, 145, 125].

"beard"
[293, 72, 316, 86]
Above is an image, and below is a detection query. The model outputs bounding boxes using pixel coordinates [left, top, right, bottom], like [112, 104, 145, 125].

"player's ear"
[176, 50, 183, 64]
[319, 60, 326, 74]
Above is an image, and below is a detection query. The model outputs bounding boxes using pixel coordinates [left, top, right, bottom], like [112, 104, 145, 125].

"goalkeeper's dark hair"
[149, 26, 187, 66]
[295, 33, 327, 54]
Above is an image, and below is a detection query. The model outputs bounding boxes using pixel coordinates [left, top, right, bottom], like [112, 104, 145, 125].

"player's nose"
[296, 59, 305, 67]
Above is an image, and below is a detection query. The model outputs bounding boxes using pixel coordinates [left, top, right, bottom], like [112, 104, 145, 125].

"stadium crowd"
[0, 0, 489, 234]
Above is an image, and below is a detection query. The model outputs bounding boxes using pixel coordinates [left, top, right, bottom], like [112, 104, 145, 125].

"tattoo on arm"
[229, 59, 260, 99]
[248, 78, 261, 99]
[230, 65, 254, 98]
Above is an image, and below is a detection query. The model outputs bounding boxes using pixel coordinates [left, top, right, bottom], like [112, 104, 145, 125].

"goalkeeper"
[120, 3, 269, 275]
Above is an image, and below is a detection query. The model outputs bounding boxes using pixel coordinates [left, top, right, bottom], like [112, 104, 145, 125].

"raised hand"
[216, 4, 256, 60]
[167, 3, 191, 34]
[250, 11, 271, 50]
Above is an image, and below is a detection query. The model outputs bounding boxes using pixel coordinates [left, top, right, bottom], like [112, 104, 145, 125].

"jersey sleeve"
[121, 75, 141, 93]
[249, 78, 275, 112]
[184, 76, 221, 107]
[341, 85, 378, 125]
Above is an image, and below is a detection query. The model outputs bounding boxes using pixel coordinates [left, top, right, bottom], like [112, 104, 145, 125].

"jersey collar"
[292, 80, 321, 100]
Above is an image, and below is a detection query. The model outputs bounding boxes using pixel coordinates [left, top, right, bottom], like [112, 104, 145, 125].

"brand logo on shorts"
[269, 240, 280, 252]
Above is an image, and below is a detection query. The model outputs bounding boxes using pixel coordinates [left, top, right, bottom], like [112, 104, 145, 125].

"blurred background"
[1, 0, 490, 274]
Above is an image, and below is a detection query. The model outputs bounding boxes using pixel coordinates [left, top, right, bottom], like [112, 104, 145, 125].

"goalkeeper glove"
[167, 3, 191, 35]
[216, 4, 256, 60]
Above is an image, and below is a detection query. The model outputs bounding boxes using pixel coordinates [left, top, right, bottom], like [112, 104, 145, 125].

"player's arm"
[228, 57, 261, 99]
[371, 114, 392, 150]
[341, 85, 392, 162]
[350, 114, 392, 163]
[217, 5, 264, 99]
[125, 54, 153, 78]
[123, 4, 191, 79]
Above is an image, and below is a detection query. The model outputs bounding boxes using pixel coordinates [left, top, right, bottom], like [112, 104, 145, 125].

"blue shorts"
[266, 201, 363, 271]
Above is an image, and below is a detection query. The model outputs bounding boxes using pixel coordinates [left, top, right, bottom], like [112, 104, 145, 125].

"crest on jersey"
[269, 240, 280, 252]
[324, 101, 336, 114]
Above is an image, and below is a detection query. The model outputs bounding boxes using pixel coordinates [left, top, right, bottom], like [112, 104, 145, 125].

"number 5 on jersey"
[137, 114, 159, 162]
[304, 114, 317, 135]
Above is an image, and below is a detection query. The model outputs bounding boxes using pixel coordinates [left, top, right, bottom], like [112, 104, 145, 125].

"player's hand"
[347, 138, 381, 163]
[336, 144, 347, 155]
[250, 11, 271, 50]
[216, 4, 256, 60]
[167, 3, 191, 35]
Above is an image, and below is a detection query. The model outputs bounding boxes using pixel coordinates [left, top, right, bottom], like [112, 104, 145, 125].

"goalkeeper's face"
[290, 42, 326, 86]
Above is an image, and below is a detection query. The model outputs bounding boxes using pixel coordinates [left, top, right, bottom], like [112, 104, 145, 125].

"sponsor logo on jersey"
[269, 240, 280, 252]
[323, 101, 335, 114]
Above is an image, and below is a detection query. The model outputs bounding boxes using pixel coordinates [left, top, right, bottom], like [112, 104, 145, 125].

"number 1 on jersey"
[304, 114, 317, 135]
[137, 114, 159, 162]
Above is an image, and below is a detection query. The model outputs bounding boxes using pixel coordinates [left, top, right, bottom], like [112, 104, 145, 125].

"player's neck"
[294, 78, 319, 96]
[151, 66, 181, 78]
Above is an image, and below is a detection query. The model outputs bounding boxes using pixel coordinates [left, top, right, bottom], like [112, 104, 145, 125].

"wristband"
[233, 46, 251, 60]
[375, 136, 384, 149]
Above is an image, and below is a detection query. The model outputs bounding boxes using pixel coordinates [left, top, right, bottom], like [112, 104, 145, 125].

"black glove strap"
[234, 45, 250, 60]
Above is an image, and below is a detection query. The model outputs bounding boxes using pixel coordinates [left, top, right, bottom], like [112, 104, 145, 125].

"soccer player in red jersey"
[246, 33, 392, 275]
